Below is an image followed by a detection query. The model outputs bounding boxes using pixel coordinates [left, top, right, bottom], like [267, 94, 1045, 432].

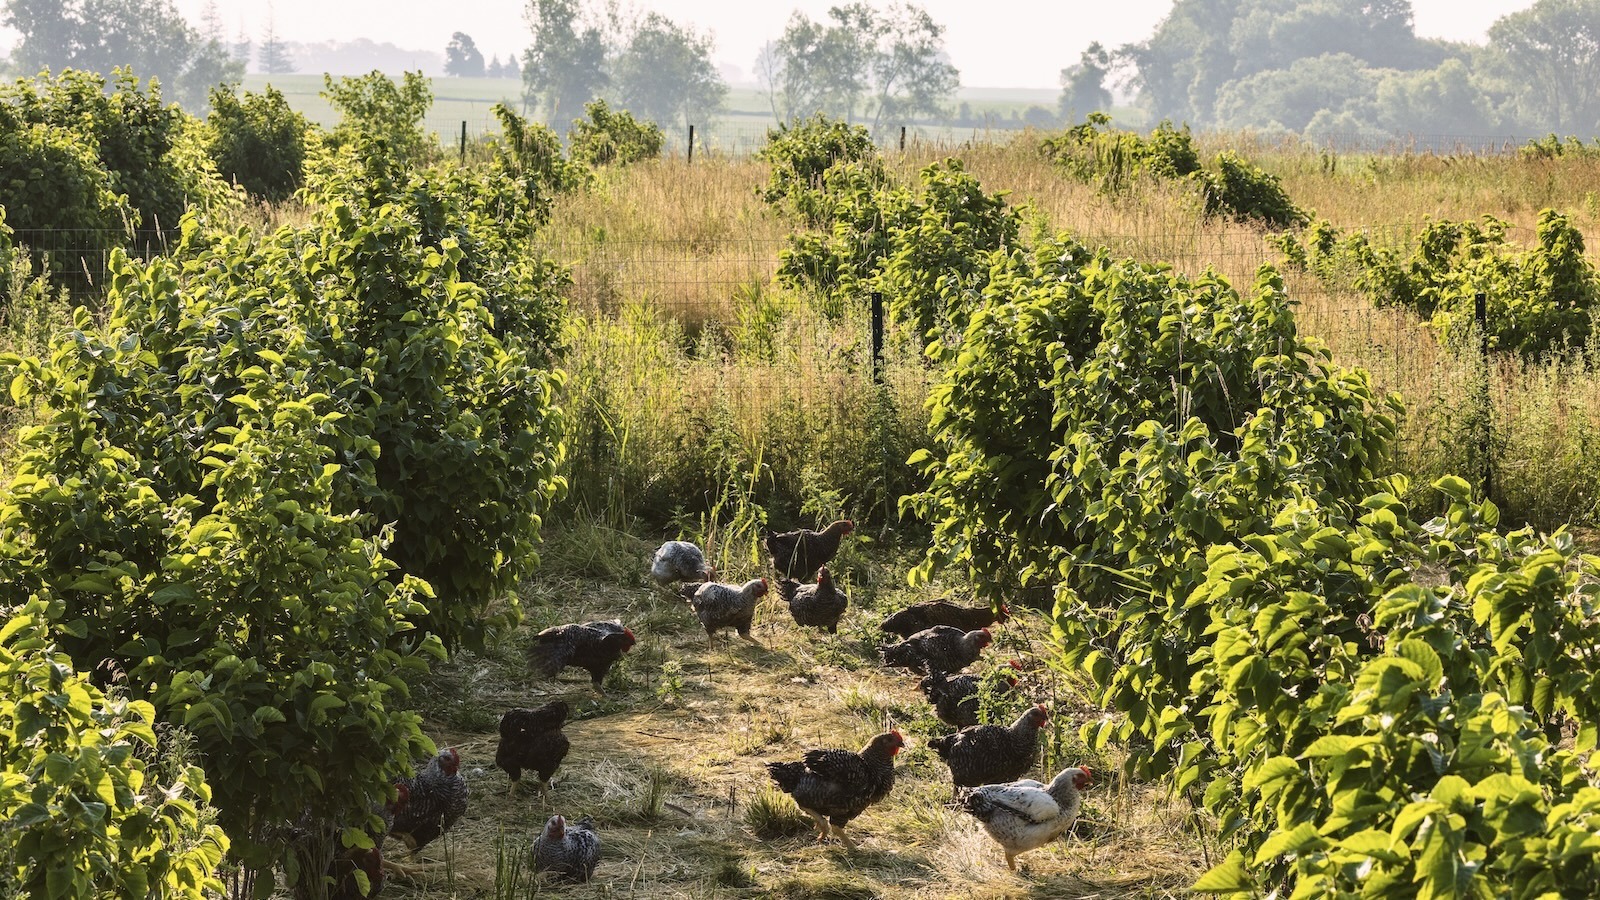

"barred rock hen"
[529, 621, 636, 693]
[766, 729, 903, 850]
[681, 578, 769, 645]
[651, 540, 714, 585]
[776, 566, 849, 634]
[879, 626, 992, 674]
[289, 785, 407, 899]
[496, 701, 570, 798]
[764, 519, 854, 582]
[532, 814, 600, 882]
[919, 660, 1022, 728]
[328, 846, 384, 899]
[963, 767, 1093, 871]
[880, 599, 1010, 638]
[389, 749, 468, 855]
[929, 704, 1050, 788]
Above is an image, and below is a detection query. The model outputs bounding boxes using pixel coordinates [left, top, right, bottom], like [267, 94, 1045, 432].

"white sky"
[1, 0, 1540, 88]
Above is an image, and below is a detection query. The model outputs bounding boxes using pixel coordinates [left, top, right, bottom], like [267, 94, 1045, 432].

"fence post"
[870, 291, 885, 383]
[1475, 291, 1493, 502]
[459, 121, 467, 164]
[687, 124, 695, 163]
[899, 125, 906, 152]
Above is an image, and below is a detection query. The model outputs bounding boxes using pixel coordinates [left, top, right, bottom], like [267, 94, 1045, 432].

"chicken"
[532, 814, 601, 882]
[919, 660, 1022, 728]
[651, 540, 714, 585]
[389, 748, 468, 856]
[681, 578, 769, 645]
[289, 787, 406, 899]
[879, 599, 1010, 638]
[776, 566, 849, 634]
[496, 701, 570, 799]
[328, 846, 385, 899]
[878, 626, 992, 674]
[765, 729, 903, 850]
[764, 519, 854, 582]
[962, 767, 1093, 871]
[929, 704, 1050, 789]
[528, 621, 637, 693]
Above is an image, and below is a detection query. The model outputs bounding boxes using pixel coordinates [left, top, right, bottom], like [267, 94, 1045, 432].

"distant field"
[240, 73, 1111, 154]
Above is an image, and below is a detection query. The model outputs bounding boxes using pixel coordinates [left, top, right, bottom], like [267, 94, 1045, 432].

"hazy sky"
[2, 0, 1542, 88]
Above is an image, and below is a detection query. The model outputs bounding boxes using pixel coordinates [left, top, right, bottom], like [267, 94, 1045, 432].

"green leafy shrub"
[321, 70, 436, 166]
[756, 114, 879, 222]
[1196, 151, 1309, 229]
[1286, 210, 1599, 357]
[568, 99, 664, 168]
[0, 596, 230, 898]
[490, 102, 587, 223]
[0, 118, 130, 284]
[204, 85, 311, 201]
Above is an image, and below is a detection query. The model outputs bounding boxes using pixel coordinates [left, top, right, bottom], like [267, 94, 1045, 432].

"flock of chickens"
[326, 519, 1092, 896]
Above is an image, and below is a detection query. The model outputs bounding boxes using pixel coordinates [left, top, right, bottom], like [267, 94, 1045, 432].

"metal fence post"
[459, 121, 467, 164]
[870, 291, 885, 383]
[688, 125, 695, 163]
[1475, 291, 1493, 502]
[899, 126, 906, 152]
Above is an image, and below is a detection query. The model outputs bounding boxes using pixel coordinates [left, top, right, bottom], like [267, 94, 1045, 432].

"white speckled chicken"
[651, 540, 714, 585]
[962, 766, 1093, 871]
[765, 729, 903, 850]
[775, 566, 849, 634]
[389, 749, 468, 856]
[532, 814, 600, 882]
[681, 578, 769, 645]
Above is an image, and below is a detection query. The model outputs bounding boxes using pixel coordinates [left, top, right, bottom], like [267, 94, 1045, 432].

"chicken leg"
[829, 823, 857, 851]
[805, 811, 830, 843]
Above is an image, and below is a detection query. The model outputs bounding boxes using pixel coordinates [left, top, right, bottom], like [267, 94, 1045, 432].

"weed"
[743, 789, 813, 838]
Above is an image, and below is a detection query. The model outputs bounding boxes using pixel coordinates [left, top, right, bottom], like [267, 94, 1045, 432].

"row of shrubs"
[0, 103, 576, 895]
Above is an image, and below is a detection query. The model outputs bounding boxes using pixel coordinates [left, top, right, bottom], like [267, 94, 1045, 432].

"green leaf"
[1253, 822, 1325, 865]
[1192, 850, 1254, 894]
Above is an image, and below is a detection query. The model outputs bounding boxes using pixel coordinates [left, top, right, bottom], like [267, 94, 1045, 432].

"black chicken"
[528, 621, 637, 693]
[496, 701, 570, 799]
[532, 814, 601, 882]
[765, 729, 903, 850]
[764, 519, 854, 582]
[389, 748, 468, 856]
[879, 599, 1010, 638]
[919, 661, 1021, 728]
[929, 704, 1050, 788]
[878, 626, 992, 674]
[776, 566, 849, 634]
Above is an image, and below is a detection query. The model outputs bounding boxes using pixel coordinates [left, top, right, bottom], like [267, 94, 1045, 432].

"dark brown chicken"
[919, 661, 1022, 728]
[878, 626, 992, 674]
[766, 729, 903, 850]
[528, 621, 636, 693]
[328, 846, 384, 899]
[496, 701, 570, 798]
[681, 578, 769, 645]
[389, 748, 468, 855]
[764, 519, 854, 582]
[879, 599, 1010, 638]
[928, 704, 1050, 788]
[776, 566, 849, 634]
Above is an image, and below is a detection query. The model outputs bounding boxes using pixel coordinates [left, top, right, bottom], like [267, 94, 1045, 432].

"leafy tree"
[611, 12, 727, 133]
[257, 6, 294, 75]
[205, 84, 310, 200]
[1059, 41, 1113, 122]
[1489, 0, 1600, 133]
[868, 1, 959, 131]
[487, 53, 504, 78]
[505, 53, 521, 80]
[1, 0, 243, 110]
[1373, 58, 1500, 134]
[445, 31, 486, 77]
[322, 70, 435, 165]
[522, 0, 609, 126]
[569, 98, 664, 167]
[1212, 52, 1380, 132]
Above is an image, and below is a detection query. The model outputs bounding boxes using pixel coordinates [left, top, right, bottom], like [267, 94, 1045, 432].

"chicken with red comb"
[765, 729, 903, 850]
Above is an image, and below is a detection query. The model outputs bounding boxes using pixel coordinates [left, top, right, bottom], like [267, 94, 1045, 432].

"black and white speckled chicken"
[651, 540, 714, 585]
[775, 566, 849, 634]
[878, 625, 992, 674]
[963, 767, 1093, 871]
[389, 748, 468, 855]
[764, 519, 854, 582]
[532, 814, 601, 882]
[680, 578, 769, 645]
[879, 599, 1009, 638]
[765, 729, 903, 850]
[496, 701, 570, 799]
[919, 660, 1022, 728]
[528, 621, 637, 693]
[929, 704, 1050, 788]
